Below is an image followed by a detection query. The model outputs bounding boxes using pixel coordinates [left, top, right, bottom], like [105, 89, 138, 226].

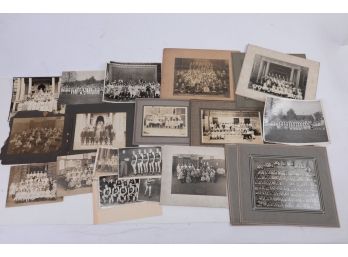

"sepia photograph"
[142, 105, 188, 137]
[58, 70, 104, 106]
[103, 62, 160, 103]
[251, 156, 322, 211]
[6, 163, 63, 207]
[94, 147, 119, 174]
[236, 45, 319, 102]
[9, 77, 63, 119]
[201, 109, 262, 144]
[7, 116, 64, 155]
[55, 153, 96, 196]
[72, 112, 127, 150]
[138, 177, 161, 202]
[263, 97, 329, 144]
[173, 58, 230, 97]
[98, 175, 140, 208]
[161, 48, 235, 101]
[119, 147, 162, 178]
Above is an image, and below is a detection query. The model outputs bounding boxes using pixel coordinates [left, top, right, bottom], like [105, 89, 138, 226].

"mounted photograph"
[263, 97, 329, 145]
[103, 62, 161, 103]
[236, 45, 319, 102]
[94, 147, 119, 174]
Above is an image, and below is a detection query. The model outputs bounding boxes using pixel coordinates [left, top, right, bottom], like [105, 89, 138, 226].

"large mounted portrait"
[103, 62, 161, 103]
[236, 45, 319, 102]
[225, 144, 339, 227]
[60, 103, 135, 156]
[160, 145, 228, 208]
[133, 99, 190, 145]
[161, 48, 236, 101]
[1, 112, 65, 165]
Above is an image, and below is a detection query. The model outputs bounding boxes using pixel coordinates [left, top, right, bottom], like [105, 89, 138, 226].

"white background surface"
[0, 14, 347, 243]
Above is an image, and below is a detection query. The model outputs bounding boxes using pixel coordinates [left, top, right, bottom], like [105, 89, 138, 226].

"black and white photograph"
[55, 153, 96, 196]
[251, 156, 322, 211]
[263, 97, 329, 144]
[58, 70, 104, 106]
[103, 62, 160, 103]
[119, 147, 162, 178]
[72, 112, 127, 150]
[201, 109, 262, 144]
[7, 116, 64, 155]
[171, 154, 226, 196]
[173, 58, 230, 97]
[142, 105, 188, 137]
[6, 163, 63, 207]
[9, 77, 63, 119]
[98, 175, 140, 208]
[138, 177, 161, 202]
[94, 147, 119, 174]
[236, 45, 319, 102]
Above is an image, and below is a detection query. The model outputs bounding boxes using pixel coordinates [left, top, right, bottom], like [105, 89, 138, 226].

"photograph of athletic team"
[173, 58, 230, 97]
[171, 154, 226, 196]
[103, 62, 160, 102]
[55, 153, 96, 196]
[142, 106, 188, 137]
[263, 97, 328, 144]
[7, 116, 64, 155]
[9, 77, 62, 119]
[6, 163, 61, 207]
[72, 112, 127, 150]
[119, 147, 162, 178]
[248, 54, 309, 100]
[94, 148, 119, 174]
[138, 177, 161, 202]
[59, 70, 104, 105]
[201, 109, 262, 144]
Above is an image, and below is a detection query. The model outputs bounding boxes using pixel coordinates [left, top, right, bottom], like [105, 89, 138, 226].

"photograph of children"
[142, 106, 188, 137]
[55, 153, 96, 196]
[58, 70, 104, 106]
[103, 62, 160, 103]
[72, 112, 126, 150]
[138, 178, 161, 202]
[94, 148, 119, 174]
[7, 116, 64, 155]
[263, 97, 329, 144]
[118, 147, 162, 178]
[201, 109, 263, 144]
[9, 77, 63, 119]
[171, 154, 226, 196]
[173, 58, 230, 97]
[6, 163, 63, 207]
[98, 175, 140, 208]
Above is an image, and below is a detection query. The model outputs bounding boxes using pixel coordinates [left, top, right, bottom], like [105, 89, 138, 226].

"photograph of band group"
[119, 147, 162, 178]
[142, 106, 188, 137]
[200, 109, 262, 144]
[103, 62, 160, 102]
[171, 154, 226, 196]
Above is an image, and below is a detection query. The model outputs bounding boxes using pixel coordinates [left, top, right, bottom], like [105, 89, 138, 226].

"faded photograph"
[94, 148, 119, 174]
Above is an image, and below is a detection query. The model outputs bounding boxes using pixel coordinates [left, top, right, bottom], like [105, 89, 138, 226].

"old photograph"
[171, 153, 226, 196]
[94, 147, 119, 174]
[103, 62, 160, 102]
[59, 70, 104, 106]
[9, 77, 63, 119]
[55, 153, 96, 196]
[7, 116, 64, 155]
[138, 177, 161, 202]
[6, 163, 63, 207]
[142, 105, 188, 137]
[263, 97, 329, 144]
[251, 156, 322, 211]
[119, 147, 162, 178]
[173, 58, 230, 97]
[72, 112, 127, 150]
[236, 45, 319, 102]
[98, 175, 140, 207]
[201, 109, 262, 144]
